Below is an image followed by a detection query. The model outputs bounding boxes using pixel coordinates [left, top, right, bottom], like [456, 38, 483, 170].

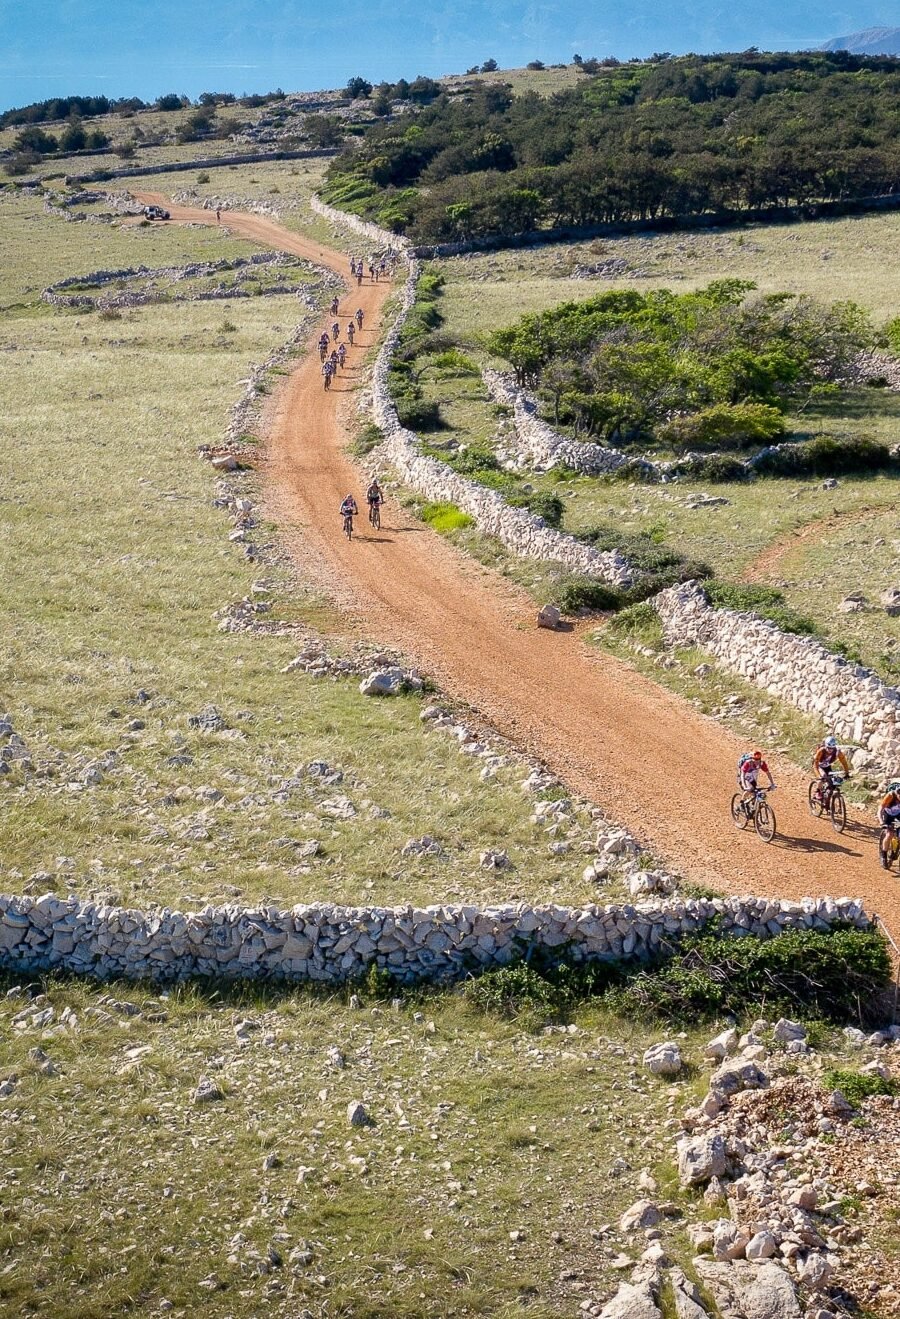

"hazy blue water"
[0, 0, 889, 111]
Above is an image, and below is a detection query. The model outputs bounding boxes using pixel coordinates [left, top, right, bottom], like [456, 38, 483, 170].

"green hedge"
[705, 582, 817, 636]
[467, 925, 890, 1027]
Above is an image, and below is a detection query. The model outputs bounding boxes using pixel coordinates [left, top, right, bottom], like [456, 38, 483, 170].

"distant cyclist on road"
[337, 342, 347, 368]
[340, 493, 358, 540]
[347, 320, 355, 345]
[355, 308, 364, 329]
[322, 360, 333, 390]
[366, 478, 383, 527]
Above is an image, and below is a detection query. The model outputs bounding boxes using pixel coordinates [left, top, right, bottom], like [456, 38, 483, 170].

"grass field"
[0, 186, 641, 913]
[0, 971, 748, 1319]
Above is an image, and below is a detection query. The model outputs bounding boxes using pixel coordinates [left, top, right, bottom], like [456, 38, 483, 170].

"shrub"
[420, 501, 474, 533]
[705, 582, 817, 636]
[557, 575, 623, 613]
[822, 1068, 899, 1107]
[606, 600, 664, 645]
[466, 926, 890, 1028]
[451, 447, 500, 474]
[4, 152, 36, 175]
[430, 349, 479, 377]
[196, 171, 210, 184]
[753, 434, 892, 477]
[659, 402, 786, 452]
[396, 398, 443, 431]
[686, 453, 752, 482]
[519, 490, 564, 528]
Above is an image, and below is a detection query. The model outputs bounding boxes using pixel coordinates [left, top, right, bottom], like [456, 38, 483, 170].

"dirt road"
[140, 193, 900, 934]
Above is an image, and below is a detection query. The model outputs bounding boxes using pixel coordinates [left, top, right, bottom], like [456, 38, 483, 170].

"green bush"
[884, 316, 900, 356]
[753, 434, 893, 477]
[451, 447, 500, 474]
[396, 398, 444, 431]
[351, 423, 384, 456]
[466, 926, 890, 1028]
[686, 453, 753, 482]
[557, 576, 623, 613]
[659, 402, 786, 452]
[420, 501, 474, 534]
[606, 600, 664, 645]
[430, 348, 479, 377]
[508, 490, 564, 528]
[822, 1067, 899, 1107]
[705, 582, 817, 636]
[575, 523, 713, 600]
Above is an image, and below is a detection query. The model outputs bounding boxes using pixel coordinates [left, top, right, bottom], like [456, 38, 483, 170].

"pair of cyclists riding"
[340, 481, 383, 539]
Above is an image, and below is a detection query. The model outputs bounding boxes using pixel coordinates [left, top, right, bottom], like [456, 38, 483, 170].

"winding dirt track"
[140, 193, 900, 935]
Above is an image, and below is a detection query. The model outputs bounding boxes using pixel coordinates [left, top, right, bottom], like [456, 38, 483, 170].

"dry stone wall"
[654, 582, 900, 771]
[484, 370, 629, 476]
[310, 195, 411, 252]
[0, 892, 866, 986]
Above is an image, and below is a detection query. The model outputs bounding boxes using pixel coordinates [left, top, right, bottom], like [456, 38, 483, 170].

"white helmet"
[825, 736, 838, 748]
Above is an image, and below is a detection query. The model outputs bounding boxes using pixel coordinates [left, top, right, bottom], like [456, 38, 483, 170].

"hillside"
[322, 51, 900, 241]
[817, 25, 900, 55]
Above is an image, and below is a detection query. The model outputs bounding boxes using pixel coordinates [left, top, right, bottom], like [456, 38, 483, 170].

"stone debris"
[619, 1199, 661, 1232]
[359, 666, 423, 697]
[597, 1281, 662, 1319]
[193, 1076, 223, 1105]
[678, 1132, 730, 1186]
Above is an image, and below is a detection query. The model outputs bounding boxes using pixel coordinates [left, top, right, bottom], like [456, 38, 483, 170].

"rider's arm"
[837, 750, 851, 776]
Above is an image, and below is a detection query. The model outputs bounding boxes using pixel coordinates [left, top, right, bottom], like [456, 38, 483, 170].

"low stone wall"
[310, 195, 410, 252]
[0, 891, 866, 985]
[42, 253, 312, 310]
[484, 370, 629, 476]
[654, 582, 900, 770]
[64, 147, 338, 187]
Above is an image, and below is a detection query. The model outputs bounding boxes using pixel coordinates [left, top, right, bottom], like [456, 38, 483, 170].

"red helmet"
[752, 750, 763, 761]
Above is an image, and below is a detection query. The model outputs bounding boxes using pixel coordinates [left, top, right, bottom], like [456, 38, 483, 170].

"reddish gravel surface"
[140, 193, 900, 939]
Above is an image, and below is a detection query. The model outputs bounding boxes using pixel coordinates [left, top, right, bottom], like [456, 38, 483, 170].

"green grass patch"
[420, 500, 474, 534]
[705, 582, 818, 636]
[822, 1068, 900, 1107]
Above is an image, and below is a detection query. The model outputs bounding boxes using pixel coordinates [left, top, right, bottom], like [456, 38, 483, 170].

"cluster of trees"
[10, 117, 110, 159]
[487, 281, 873, 448]
[323, 51, 900, 239]
[343, 74, 442, 115]
[1, 88, 285, 130]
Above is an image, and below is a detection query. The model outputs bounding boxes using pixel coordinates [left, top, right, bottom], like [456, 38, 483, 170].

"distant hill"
[817, 26, 900, 55]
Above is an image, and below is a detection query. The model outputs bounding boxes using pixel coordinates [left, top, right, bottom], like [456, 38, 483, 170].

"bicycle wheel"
[755, 801, 776, 842]
[830, 790, 847, 834]
[373, 506, 380, 530]
[730, 794, 750, 830]
[807, 781, 824, 818]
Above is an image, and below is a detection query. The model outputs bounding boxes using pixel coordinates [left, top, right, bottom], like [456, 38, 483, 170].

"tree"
[155, 93, 187, 111]
[480, 59, 498, 72]
[526, 61, 545, 71]
[345, 76, 373, 99]
[59, 116, 87, 151]
[13, 125, 57, 154]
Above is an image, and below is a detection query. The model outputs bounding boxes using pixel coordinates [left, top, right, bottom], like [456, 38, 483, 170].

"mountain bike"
[879, 820, 900, 870]
[342, 512, 354, 541]
[368, 500, 381, 530]
[807, 774, 847, 834]
[730, 786, 777, 842]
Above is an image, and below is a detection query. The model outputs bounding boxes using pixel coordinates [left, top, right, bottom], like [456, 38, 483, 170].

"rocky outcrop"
[0, 893, 866, 986]
[654, 581, 900, 773]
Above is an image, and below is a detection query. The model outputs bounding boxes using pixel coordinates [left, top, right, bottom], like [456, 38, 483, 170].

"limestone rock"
[193, 1076, 223, 1105]
[670, 1268, 709, 1319]
[537, 603, 561, 630]
[695, 1259, 801, 1319]
[643, 1041, 683, 1077]
[346, 1100, 369, 1127]
[772, 1019, 806, 1046]
[619, 1199, 661, 1232]
[678, 1132, 729, 1186]
[704, 1028, 739, 1061]
[598, 1282, 662, 1319]
[709, 1056, 769, 1099]
[359, 668, 404, 697]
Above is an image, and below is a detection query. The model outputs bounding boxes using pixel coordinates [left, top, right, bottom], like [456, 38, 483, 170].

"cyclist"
[878, 781, 900, 863]
[812, 736, 851, 803]
[738, 750, 776, 811]
[322, 360, 333, 390]
[366, 478, 383, 526]
[330, 296, 340, 317]
[356, 265, 363, 287]
[340, 493, 358, 538]
[331, 321, 340, 342]
[355, 307, 364, 329]
[347, 320, 355, 345]
[337, 342, 347, 368]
